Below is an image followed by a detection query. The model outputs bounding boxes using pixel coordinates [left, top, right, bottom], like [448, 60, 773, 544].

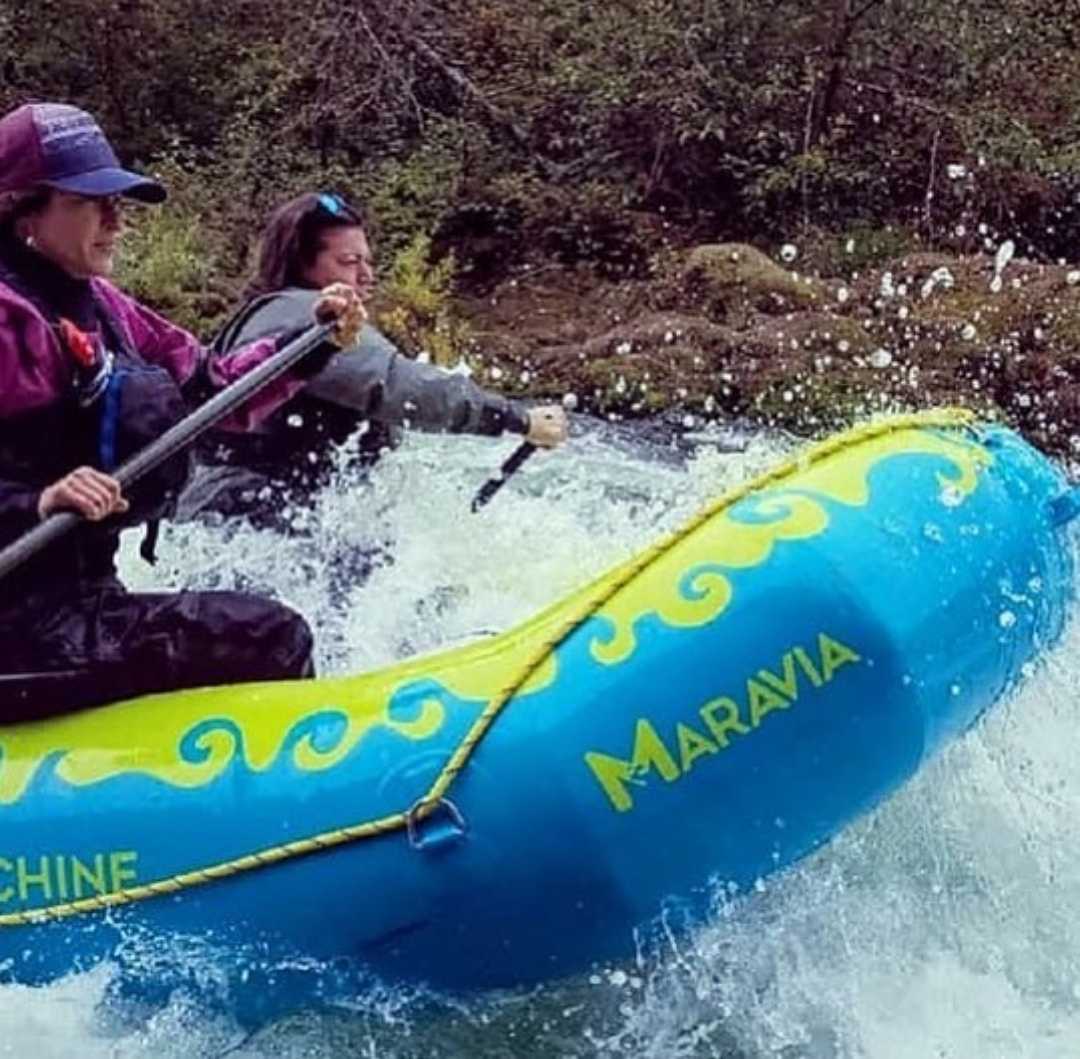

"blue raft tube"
[0, 409, 1077, 1016]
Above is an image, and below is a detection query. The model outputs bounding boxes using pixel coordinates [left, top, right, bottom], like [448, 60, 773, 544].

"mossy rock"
[735, 311, 878, 363]
[567, 313, 736, 361]
[457, 246, 1080, 460]
[571, 338, 725, 416]
[682, 243, 824, 317]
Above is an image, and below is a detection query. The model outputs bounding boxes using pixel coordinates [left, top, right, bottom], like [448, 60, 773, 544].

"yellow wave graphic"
[0, 606, 563, 806]
[590, 427, 991, 665]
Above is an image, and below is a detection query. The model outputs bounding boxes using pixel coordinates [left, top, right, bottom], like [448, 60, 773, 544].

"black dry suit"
[177, 288, 531, 528]
[0, 233, 314, 722]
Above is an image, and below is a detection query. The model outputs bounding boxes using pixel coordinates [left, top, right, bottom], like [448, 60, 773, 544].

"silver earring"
[24, 234, 36, 250]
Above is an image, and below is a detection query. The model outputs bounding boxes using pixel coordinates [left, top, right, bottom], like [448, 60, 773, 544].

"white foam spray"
[2, 426, 1077, 1058]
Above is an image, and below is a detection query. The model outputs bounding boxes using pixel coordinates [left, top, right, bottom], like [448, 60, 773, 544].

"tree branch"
[407, 33, 561, 180]
[849, 79, 955, 119]
[850, 0, 887, 27]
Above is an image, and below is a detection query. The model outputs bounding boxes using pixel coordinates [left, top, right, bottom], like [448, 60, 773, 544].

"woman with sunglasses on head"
[179, 192, 568, 525]
[0, 104, 364, 721]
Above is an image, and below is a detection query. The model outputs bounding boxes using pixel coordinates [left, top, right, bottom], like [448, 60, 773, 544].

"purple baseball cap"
[0, 103, 166, 203]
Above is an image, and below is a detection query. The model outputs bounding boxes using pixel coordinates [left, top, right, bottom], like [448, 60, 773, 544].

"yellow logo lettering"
[54, 855, 69, 900]
[699, 696, 750, 748]
[0, 856, 14, 904]
[16, 855, 52, 902]
[72, 854, 107, 898]
[758, 652, 799, 701]
[585, 719, 680, 812]
[584, 632, 863, 813]
[109, 851, 139, 890]
[747, 677, 790, 727]
[0, 850, 143, 907]
[819, 634, 861, 681]
[676, 723, 718, 772]
[793, 646, 823, 687]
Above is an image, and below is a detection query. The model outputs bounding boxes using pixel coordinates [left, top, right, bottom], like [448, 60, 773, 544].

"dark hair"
[0, 187, 52, 231]
[245, 192, 366, 300]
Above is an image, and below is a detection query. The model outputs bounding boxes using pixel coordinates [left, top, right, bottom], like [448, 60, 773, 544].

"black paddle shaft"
[471, 441, 538, 512]
[0, 322, 334, 584]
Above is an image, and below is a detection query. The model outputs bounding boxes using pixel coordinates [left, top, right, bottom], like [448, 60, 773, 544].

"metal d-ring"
[405, 797, 468, 851]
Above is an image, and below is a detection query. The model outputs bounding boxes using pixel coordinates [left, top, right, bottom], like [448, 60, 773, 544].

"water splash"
[3, 428, 1078, 1058]
[990, 239, 1016, 294]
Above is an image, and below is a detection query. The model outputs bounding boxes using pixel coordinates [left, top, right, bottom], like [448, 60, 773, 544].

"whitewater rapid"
[2, 423, 1078, 1058]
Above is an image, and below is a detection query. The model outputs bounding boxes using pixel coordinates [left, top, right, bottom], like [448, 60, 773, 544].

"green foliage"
[799, 223, 922, 278]
[376, 234, 471, 366]
[113, 200, 219, 335]
[359, 123, 468, 258]
[5, 0, 1080, 326]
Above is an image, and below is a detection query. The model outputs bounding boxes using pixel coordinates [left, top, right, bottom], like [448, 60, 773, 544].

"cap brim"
[44, 167, 167, 204]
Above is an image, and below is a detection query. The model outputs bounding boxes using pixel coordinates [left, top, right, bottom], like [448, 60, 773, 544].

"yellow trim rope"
[0, 408, 978, 927]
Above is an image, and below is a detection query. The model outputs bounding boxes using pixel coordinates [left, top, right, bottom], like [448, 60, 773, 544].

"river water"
[2, 422, 1078, 1058]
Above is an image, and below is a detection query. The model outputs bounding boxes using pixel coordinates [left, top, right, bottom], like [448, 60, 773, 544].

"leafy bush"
[376, 234, 472, 366]
[113, 197, 220, 335]
[796, 223, 923, 278]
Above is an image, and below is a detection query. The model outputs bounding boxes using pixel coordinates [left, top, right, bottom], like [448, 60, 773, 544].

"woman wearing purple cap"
[0, 103, 364, 721]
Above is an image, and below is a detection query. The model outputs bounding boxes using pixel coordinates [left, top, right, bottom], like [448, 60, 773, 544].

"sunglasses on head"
[316, 192, 357, 221]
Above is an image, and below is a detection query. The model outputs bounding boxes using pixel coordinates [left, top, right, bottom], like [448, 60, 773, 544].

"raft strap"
[405, 797, 468, 851]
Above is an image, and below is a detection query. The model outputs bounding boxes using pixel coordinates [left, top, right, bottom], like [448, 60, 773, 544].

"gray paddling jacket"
[183, 288, 531, 522]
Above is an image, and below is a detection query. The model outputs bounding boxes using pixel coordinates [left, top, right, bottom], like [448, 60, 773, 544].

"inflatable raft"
[1, 409, 1077, 1010]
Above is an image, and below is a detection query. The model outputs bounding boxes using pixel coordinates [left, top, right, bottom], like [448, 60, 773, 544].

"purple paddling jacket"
[0, 277, 303, 424]
[0, 272, 315, 600]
